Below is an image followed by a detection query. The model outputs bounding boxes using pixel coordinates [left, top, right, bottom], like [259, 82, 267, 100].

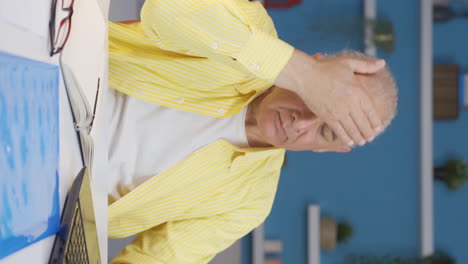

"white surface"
[308, 205, 320, 264]
[420, 0, 434, 258]
[89, 18, 109, 264]
[67, 0, 109, 260]
[363, 0, 377, 56]
[0, 0, 109, 262]
[0, 20, 55, 65]
[252, 224, 264, 264]
[88, 0, 109, 258]
[0, 0, 50, 37]
[61, 0, 106, 108]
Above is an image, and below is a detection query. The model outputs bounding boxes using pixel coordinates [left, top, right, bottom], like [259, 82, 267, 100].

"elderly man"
[107, 0, 397, 263]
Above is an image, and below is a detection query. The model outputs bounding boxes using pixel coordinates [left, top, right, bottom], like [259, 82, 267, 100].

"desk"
[0, 0, 109, 262]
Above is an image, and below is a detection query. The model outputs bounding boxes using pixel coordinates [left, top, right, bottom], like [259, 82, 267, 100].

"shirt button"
[212, 43, 219, 49]
[177, 97, 185, 103]
[252, 64, 260, 71]
[6, 145, 11, 153]
[218, 108, 225, 114]
[137, 89, 143, 95]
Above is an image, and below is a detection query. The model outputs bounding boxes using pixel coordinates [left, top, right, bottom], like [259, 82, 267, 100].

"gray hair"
[330, 50, 398, 131]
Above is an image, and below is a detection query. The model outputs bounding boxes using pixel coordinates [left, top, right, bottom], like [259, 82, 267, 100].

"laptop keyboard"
[64, 203, 90, 264]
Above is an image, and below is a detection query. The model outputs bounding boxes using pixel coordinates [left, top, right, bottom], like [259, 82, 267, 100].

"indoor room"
[1, 0, 467, 263]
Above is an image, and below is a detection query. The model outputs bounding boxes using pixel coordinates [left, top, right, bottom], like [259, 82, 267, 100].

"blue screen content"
[0, 52, 60, 259]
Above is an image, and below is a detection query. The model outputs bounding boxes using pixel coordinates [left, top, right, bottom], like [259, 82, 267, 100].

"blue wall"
[242, 0, 468, 263]
[433, 3, 468, 262]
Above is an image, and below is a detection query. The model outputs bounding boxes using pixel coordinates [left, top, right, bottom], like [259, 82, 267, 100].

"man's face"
[251, 52, 389, 152]
[253, 86, 351, 152]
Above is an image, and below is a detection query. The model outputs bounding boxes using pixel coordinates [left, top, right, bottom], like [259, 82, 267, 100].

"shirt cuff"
[236, 30, 294, 84]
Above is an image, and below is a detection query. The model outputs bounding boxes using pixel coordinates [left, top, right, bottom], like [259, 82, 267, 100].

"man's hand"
[274, 49, 386, 146]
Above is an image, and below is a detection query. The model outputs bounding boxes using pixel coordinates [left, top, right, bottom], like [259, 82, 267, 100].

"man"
[106, 51, 397, 263]
[107, 0, 397, 263]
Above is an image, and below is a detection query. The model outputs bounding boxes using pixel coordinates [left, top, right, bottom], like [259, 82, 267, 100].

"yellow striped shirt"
[108, 0, 292, 263]
[109, 0, 294, 117]
[109, 140, 285, 263]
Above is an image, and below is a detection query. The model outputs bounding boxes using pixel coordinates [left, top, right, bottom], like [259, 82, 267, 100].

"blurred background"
[108, 0, 468, 263]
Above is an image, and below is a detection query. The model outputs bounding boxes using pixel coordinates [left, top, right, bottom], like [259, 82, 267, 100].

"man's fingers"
[340, 114, 366, 146]
[327, 115, 366, 147]
[350, 107, 375, 143]
[346, 58, 386, 74]
[361, 94, 384, 135]
[352, 88, 381, 142]
[327, 121, 354, 147]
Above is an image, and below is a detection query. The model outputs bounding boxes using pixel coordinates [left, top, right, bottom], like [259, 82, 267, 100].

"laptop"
[48, 168, 101, 264]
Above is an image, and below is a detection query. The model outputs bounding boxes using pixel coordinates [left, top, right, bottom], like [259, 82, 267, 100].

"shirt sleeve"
[109, 209, 265, 264]
[140, 0, 294, 84]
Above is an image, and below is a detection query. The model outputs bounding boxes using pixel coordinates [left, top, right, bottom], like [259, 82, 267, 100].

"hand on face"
[252, 87, 352, 152]
[286, 50, 386, 148]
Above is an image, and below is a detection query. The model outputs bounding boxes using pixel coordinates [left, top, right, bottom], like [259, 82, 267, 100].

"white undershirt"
[107, 89, 249, 200]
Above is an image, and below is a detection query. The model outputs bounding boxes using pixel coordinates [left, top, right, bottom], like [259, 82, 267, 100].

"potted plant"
[320, 217, 354, 251]
[337, 221, 353, 244]
[365, 18, 395, 54]
[422, 252, 455, 264]
[434, 159, 468, 190]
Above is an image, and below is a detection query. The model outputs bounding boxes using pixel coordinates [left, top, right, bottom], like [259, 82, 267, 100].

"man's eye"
[326, 125, 337, 142]
[331, 130, 337, 142]
[322, 124, 337, 142]
[320, 124, 327, 139]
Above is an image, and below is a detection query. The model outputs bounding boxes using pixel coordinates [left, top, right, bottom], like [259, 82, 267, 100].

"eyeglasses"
[49, 0, 75, 56]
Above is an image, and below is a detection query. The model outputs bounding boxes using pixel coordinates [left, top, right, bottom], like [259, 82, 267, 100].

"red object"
[49, 0, 75, 56]
[263, 0, 302, 8]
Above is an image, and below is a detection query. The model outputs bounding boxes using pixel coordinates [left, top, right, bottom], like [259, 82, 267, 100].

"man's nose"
[291, 112, 318, 130]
